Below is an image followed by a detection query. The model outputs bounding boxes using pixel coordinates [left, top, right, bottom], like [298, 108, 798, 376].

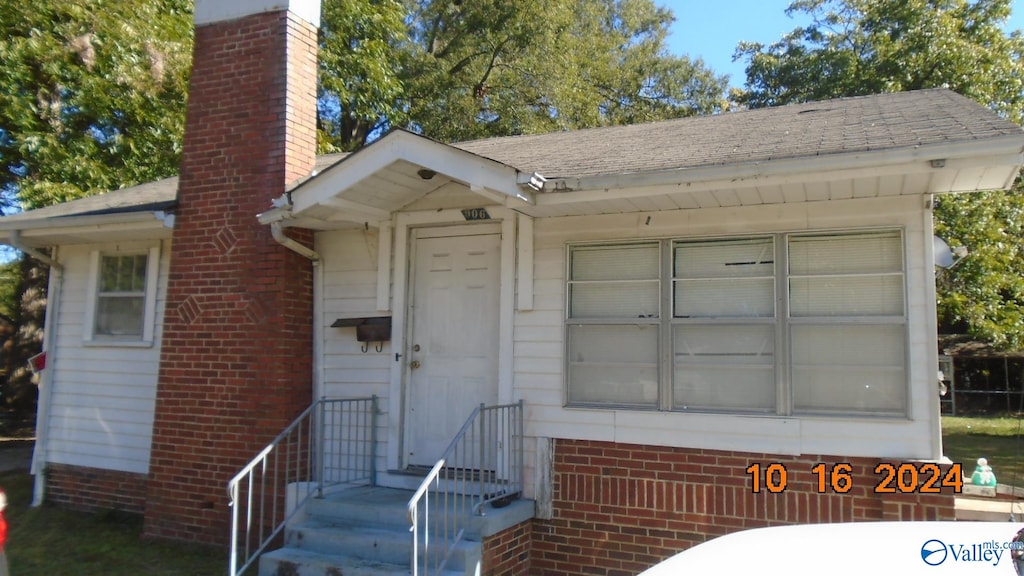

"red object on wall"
[27, 352, 45, 373]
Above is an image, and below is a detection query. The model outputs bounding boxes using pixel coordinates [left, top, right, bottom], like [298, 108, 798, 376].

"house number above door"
[461, 208, 491, 221]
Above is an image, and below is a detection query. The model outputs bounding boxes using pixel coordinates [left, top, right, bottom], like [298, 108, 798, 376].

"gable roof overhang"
[0, 178, 178, 248]
[258, 129, 538, 229]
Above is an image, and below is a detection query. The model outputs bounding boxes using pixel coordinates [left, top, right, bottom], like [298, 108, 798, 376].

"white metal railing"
[227, 396, 377, 576]
[407, 400, 524, 575]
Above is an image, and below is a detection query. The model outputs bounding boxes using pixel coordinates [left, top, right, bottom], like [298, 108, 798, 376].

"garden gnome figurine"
[971, 458, 997, 486]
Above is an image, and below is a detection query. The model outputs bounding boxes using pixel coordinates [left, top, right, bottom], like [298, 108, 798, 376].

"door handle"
[410, 360, 421, 370]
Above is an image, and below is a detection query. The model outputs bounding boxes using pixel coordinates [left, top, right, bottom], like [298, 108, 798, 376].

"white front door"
[405, 229, 501, 468]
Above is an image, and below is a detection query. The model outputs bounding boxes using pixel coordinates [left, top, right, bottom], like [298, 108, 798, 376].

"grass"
[942, 415, 1024, 487]
[2, 469, 226, 576]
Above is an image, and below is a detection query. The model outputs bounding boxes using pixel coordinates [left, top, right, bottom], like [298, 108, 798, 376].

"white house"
[1, 0, 1022, 573]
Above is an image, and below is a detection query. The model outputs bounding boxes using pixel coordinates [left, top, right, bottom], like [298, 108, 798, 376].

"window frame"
[83, 246, 161, 347]
[564, 229, 909, 418]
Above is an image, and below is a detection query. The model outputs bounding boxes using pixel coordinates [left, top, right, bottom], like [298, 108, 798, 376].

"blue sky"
[658, 0, 1024, 89]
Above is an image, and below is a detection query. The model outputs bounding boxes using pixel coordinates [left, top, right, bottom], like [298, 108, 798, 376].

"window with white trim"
[85, 247, 160, 344]
[566, 230, 907, 417]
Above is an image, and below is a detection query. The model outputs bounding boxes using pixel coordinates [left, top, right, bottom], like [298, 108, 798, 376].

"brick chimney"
[144, 0, 321, 543]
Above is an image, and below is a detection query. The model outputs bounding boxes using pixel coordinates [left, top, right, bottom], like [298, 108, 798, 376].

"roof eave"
[0, 210, 175, 247]
[546, 135, 1024, 194]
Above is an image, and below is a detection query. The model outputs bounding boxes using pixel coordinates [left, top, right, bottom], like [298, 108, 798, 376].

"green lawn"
[942, 415, 1024, 487]
[2, 470, 226, 576]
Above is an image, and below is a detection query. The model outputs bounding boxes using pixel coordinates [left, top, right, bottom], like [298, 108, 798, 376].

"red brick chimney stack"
[144, 0, 321, 543]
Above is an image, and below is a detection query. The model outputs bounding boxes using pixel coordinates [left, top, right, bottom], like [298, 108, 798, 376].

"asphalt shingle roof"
[454, 89, 1024, 179]
[2, 88, 1020, 225]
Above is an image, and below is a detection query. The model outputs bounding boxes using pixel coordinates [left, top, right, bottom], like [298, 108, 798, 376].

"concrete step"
[258, 484, 529, 576]
[259, 547, 462, 576]
[955, 496, 1024, 521]
[287, 518, 483, 572]
[305, 486, 412, 529]
[287, 519, 412, 565]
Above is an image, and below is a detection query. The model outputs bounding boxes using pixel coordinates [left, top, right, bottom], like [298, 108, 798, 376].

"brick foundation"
[529, 439, 956, 575]
[46, 463, 147, 515]
[482, 520, 532, 576]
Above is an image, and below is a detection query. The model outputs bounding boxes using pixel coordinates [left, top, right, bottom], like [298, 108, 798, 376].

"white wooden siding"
[46, 240, 169, 474]
[317, 227, 394, 475]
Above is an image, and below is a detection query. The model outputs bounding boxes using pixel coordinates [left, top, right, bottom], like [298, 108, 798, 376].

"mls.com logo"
[920, 538, 1014, 567]
[921, 540, 948, 566]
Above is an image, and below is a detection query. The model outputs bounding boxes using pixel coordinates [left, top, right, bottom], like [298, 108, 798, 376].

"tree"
[0, 0, 192, 211]
[733, 0, 1024, 350]
[317, 0, 729, 150]
[0, 0, 192, 420]
[318, 0, 407, 153]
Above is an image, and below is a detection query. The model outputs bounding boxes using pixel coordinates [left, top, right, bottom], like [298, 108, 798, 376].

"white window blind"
[674, 238, 775, 318]
[567, 243, 660, 406]
[565, 230, 908, 417]
[788, 231, 906, 415]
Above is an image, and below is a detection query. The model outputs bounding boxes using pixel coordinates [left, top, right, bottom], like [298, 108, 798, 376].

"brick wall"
[482, 520, 532, 576]
[47, 464, 147, 515]
[530, 439, 957, 576]
[143, 8, 318, 544]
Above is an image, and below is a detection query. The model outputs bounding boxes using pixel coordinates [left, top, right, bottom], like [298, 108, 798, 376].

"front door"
[405, 229, 501, 468]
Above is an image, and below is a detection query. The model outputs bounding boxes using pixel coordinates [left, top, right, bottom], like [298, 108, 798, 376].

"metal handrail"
[227, 396, 377, 576]
[407, 400, 524, 575]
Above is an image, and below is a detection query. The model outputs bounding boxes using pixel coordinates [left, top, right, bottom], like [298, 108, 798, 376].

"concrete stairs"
[258, 485, 482, 576]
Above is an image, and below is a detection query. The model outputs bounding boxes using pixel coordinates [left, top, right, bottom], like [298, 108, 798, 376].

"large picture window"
[566, 230, 907, 417]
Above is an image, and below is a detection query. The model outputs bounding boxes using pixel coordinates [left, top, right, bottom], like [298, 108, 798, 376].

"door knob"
[410, 360, 421, 370]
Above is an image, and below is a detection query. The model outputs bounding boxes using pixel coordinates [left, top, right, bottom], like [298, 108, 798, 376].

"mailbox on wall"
[331, 316, 392, 352]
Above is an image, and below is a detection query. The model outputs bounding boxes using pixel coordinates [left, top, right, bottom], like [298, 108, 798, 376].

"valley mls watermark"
[920, 538, 1024, 567]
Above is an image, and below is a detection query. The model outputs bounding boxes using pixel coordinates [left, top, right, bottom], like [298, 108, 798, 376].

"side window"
[95, 254, 148, 337]
[85, 246, 160, 344]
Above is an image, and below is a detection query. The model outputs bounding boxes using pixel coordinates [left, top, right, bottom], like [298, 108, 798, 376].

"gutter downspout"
[271, 221, 319, 262]
[26, 245, 61, 507]
[4, 241, 64, 506]
[270, 222, 325, 401]
[7, 231, 63, 506]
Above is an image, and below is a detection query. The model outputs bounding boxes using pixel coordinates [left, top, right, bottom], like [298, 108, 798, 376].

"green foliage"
[0, 258, 21, 323]
[733, 0, 1024, 119]
[318, 0, 407, 152]
[317, 0, 729, 149]
[0, 0, 192, 211]
[734, 0, 1024, 350]
[935, 191, 1024, 349]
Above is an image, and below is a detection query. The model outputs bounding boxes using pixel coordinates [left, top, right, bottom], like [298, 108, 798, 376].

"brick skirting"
[46, 463, 147, 515]
[528, 439, 956, 575]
